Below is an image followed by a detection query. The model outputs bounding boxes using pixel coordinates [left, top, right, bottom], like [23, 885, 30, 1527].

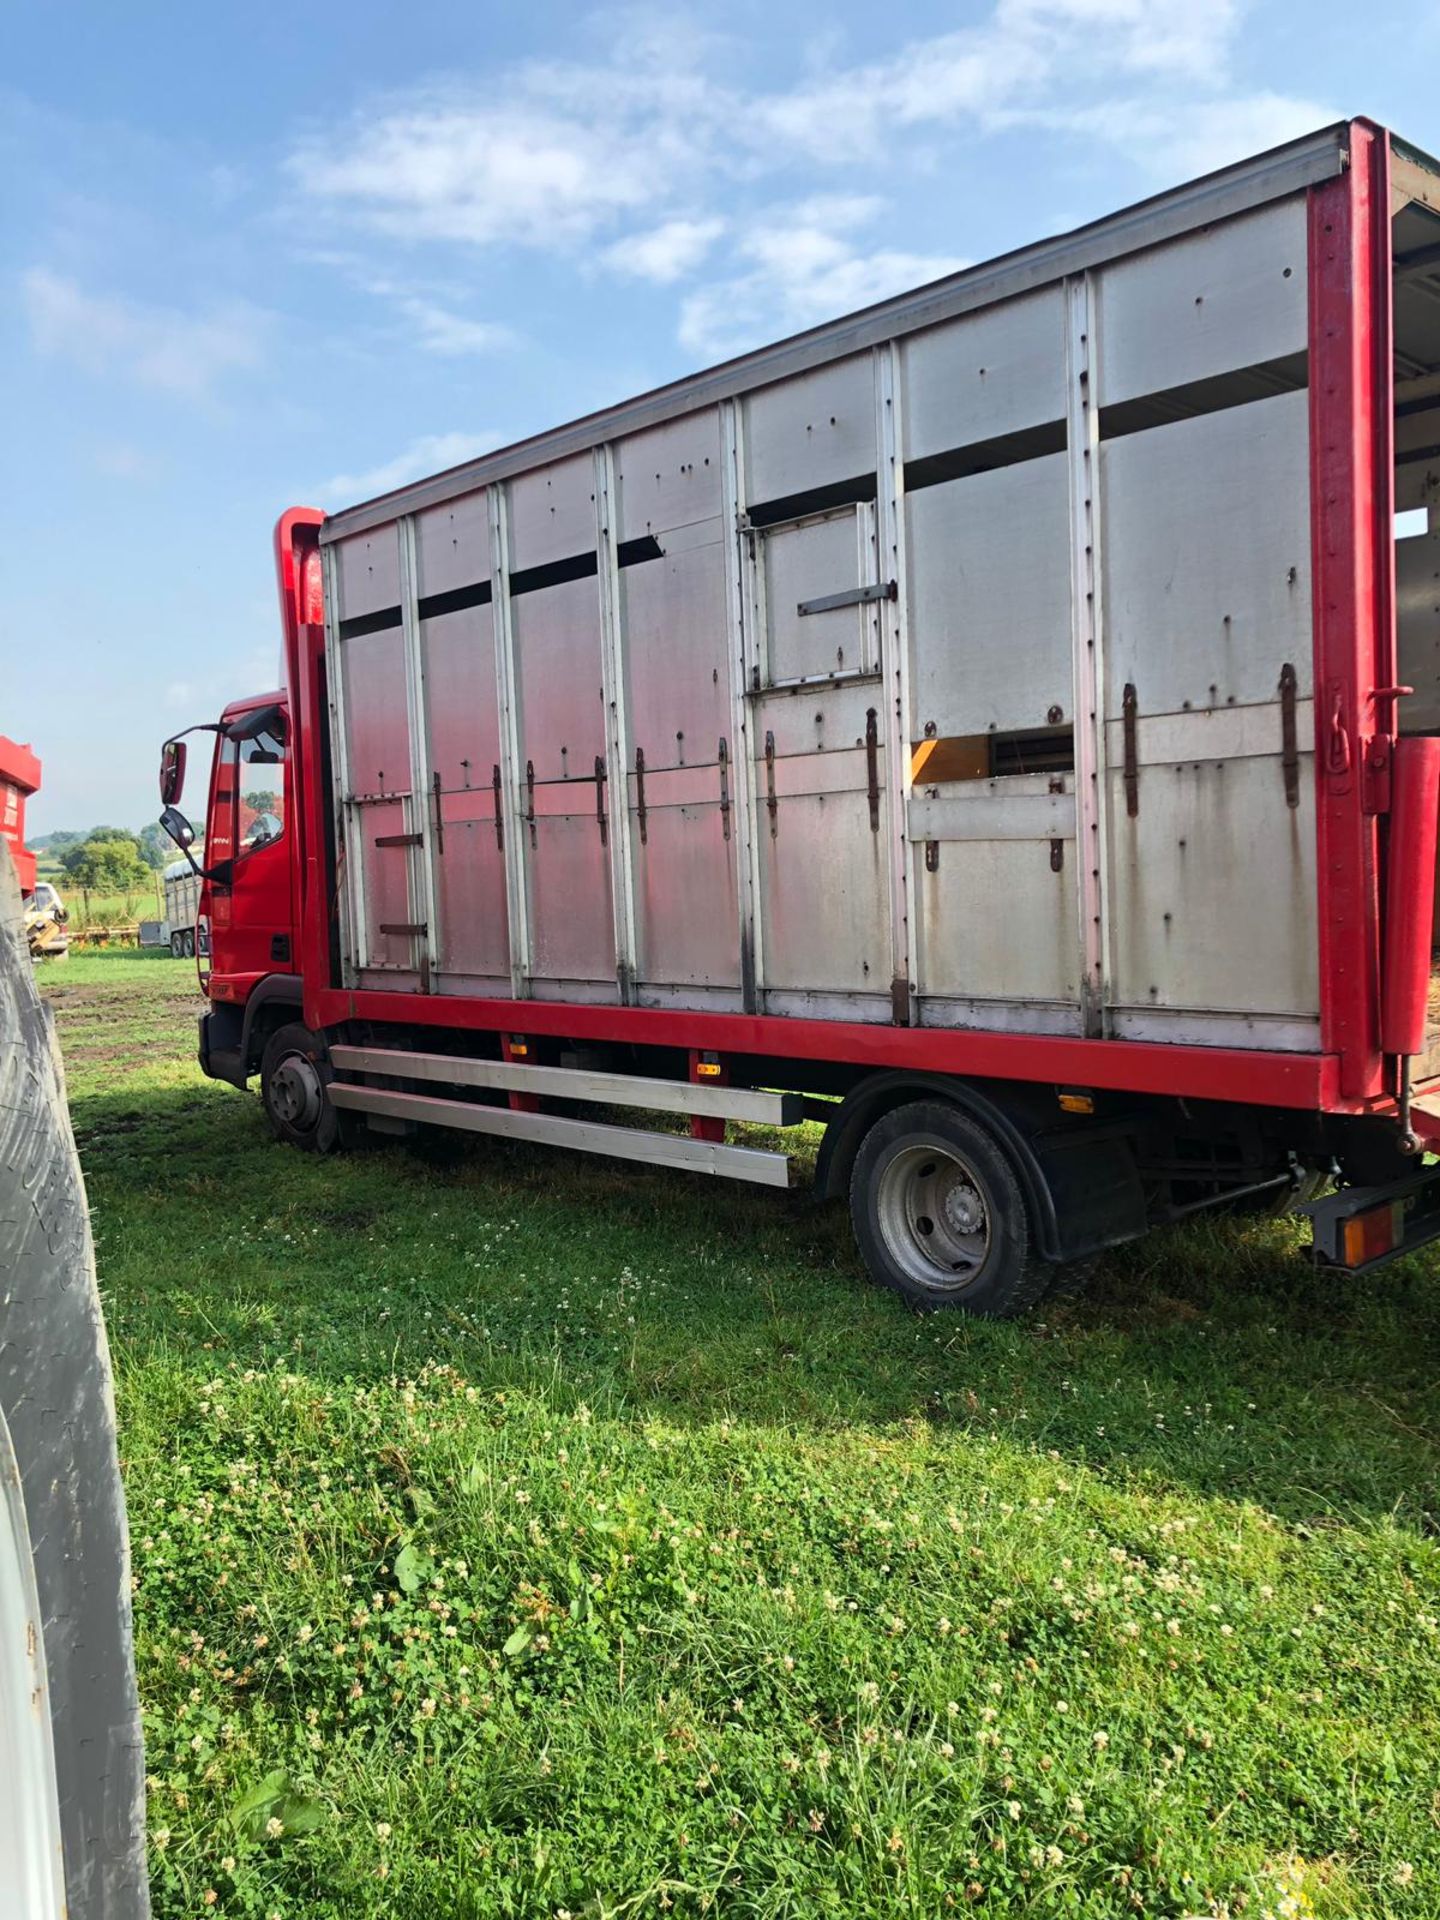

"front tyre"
[260, 1021, 341, 1152]
[849, 1100, 1051, 1317]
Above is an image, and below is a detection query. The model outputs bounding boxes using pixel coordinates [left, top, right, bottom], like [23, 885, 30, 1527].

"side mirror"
[160, 805, 196, 851]
[160, 740, 187, 807]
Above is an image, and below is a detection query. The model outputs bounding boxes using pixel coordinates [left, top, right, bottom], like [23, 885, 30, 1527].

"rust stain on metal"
[634, 746, 648, 846]
[1279, 661, 1300, 808]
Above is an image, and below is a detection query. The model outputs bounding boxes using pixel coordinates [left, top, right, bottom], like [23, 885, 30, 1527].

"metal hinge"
[765, 730, 778, 836]
[1122, 682, 1139, 818]
[374, 831, 423, 849]
[594, 755, 608, 847]
[718, 737, 731, 841]
[797, 580, 898, 618]
[865, 708, 880, 831]
[525, 760, 537, 849]
[492, 764, 504, 851]
[432, 770, 445, 854]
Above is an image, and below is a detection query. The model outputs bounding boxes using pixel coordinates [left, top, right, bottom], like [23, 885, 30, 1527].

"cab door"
[206, 719, 295, 982]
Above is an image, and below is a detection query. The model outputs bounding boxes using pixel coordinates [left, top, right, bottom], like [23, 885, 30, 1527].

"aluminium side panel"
[742, 353, 893, 1014]
[507, 466, 616, 995]
[899, 286, 1080, 1026]
[1094, 206, 1319, 1046]
[329, 523, 422, 988]
[414, 495, 511, 992]
[612, 409, 742, 1002]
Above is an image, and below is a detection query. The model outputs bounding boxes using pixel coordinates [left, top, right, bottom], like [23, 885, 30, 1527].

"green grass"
[46, 952, 1440, 1918]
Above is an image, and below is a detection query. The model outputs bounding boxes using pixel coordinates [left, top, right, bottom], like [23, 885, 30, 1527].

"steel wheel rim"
[875, 1139, 992, 1293]
[271, 1052, 323, 1131]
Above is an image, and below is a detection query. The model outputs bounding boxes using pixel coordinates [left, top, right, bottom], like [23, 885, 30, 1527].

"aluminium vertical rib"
[488, 484, 532, 997]
[593, 443, 639, 1003]
[720, 398, 764, 1012]
[875, 340, 916, 1025]
[397, 514, 439, 987]
[322, 540, 365, 983]
[1066, 273, 1110, 1037]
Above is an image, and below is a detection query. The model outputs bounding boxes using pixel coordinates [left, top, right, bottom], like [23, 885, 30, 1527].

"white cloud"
[91, 442, 159, 481]
[288, 90, 698, 248]
[679, 198, 965, 359]
[1095, 89, 1336, 179]
[287, 3, 1331, 360]
[315, 430, 505, 506]
[396, 296, 516, 355]
[22, 267, 267, 400]
[600, 217, 726, 284]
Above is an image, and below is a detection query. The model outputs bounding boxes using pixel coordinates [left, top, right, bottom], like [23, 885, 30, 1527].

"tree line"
[41, 824, 176, 893]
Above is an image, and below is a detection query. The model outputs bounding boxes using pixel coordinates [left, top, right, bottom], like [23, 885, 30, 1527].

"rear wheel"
[182, 928, 195, 958]
[170, 930, 184, 958]
[260, 1021, 341, 1152]
[849, 1100, 1051, 1317]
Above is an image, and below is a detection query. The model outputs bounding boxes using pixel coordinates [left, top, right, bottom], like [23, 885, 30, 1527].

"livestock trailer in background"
[163, 118, 1440, 1312]
[161, 860, 202, 958]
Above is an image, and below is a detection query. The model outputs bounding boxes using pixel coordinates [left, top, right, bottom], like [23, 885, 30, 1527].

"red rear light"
[300, 546, 324, 627]
[1340, 1200, 1403, 1267]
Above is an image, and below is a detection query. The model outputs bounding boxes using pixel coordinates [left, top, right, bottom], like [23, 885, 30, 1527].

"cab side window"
[238, 727, 286, 854]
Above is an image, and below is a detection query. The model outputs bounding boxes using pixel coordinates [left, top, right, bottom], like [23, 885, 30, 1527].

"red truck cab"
[162, 509, 325, 1091]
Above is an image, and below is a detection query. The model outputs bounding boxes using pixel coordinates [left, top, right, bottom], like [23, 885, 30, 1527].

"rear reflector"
[1339, 1200, 1403, 1268]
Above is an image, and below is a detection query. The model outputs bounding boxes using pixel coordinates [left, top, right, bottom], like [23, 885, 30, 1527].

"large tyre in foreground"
[850, 1099, 1052, 1317]
[0, 849, 149, 1919]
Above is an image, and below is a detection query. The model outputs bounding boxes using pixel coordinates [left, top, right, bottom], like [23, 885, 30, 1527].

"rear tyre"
[170, 930, 184, 958]
[182, 929, 195, 959]
[849, 1100, 1051, 1317]
[260, 1021, 341, 1153]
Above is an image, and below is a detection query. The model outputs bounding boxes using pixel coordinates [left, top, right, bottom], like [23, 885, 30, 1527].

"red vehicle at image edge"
[163, 120, 1440, 1313]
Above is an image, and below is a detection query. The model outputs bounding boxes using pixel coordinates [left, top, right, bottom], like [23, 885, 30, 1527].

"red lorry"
[161, 119, 1440, 1312]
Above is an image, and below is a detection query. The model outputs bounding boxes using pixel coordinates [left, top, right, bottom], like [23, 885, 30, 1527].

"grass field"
[43, 951, 1440, 1918]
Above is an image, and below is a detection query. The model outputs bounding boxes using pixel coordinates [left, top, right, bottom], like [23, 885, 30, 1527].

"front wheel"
[849, 1100, 1051, 1317]
[260, 1022, 342, 1152]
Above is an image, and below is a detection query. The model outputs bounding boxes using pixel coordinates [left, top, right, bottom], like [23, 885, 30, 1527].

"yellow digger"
[24, 879, 69, 961]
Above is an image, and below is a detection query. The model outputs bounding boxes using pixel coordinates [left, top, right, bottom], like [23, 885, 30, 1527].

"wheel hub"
[875, 1141, 992, 1294]
[271, 1053, 323, 1131]
[943, 1181, 985, 1236]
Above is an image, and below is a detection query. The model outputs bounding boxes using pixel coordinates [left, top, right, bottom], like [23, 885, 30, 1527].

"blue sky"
[7, 0, 1438, 832]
